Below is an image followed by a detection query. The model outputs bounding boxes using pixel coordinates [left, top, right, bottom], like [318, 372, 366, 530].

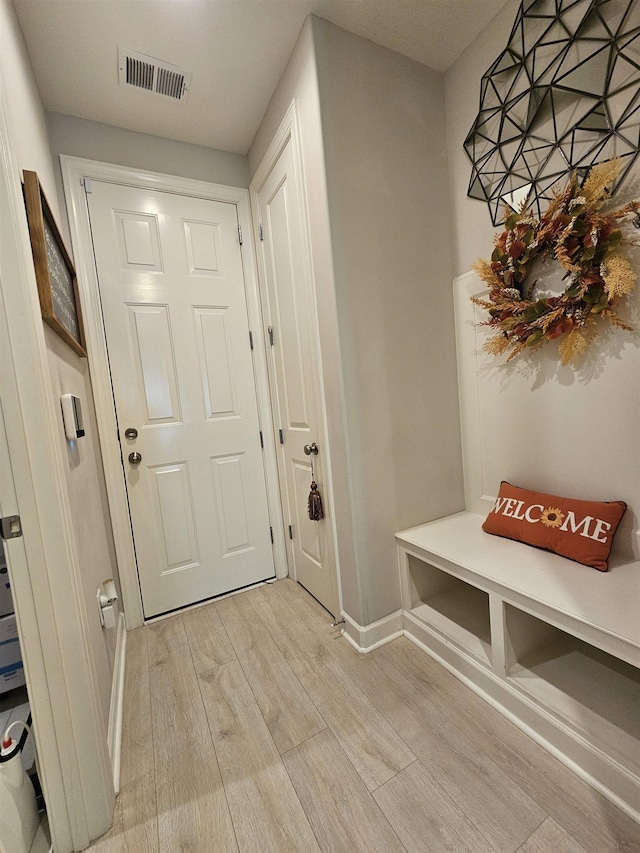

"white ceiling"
[13, 0, 508, 155]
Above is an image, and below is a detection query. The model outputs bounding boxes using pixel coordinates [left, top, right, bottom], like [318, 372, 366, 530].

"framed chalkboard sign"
[23, 170, 86, 357]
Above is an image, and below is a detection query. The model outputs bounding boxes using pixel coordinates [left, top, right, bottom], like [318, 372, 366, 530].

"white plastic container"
[0, 733, 39, 853]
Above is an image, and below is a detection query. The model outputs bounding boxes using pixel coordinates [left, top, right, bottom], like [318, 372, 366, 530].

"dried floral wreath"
[472, 159, 640, 365]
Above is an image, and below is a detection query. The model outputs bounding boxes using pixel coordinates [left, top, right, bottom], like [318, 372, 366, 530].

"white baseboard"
[341, 610, 403, 653]
[107, 612, 127, 794]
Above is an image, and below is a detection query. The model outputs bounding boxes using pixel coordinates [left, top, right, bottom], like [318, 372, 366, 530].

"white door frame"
[62, 157, 287, 629]
[250, 100, 342, 617]
[0, 74, 113, 851]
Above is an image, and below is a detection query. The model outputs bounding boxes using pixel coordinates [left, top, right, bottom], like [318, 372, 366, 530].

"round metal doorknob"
[124, 427, 138, 440]
[303, 442, 319, 456]
[128, 451, 142, 465]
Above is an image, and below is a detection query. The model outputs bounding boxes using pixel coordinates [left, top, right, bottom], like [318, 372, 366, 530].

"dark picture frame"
[23, 170, 87, 357]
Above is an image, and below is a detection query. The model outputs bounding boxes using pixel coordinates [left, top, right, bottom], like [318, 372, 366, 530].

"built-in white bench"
[397, 510, 640, 823]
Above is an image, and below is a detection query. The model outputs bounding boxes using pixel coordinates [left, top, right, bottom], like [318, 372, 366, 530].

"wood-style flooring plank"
[115, 772, 159, 853]
[275, 578, 335, 628]
[182, 602, 236, 673]
[283, 727, 406, 853]
[271, 601, 544, 851]
[280, 581, 640, 853]
[373, 758, 498, 853]
[247, 582, 416, 792]
[119, 625, 153, 786]
[85, 828, 128, 853]
[346, 647, 541, 851]
[517, 818, 586, 852]
[216, 592, 326, 753]
[278, 580, 640, 853]
[85, 811, 128, 853]
[147, 617, 238, 853]
[386, 637, 640, 853]
[198, 659, 320, 853]
[89, 580, 640, 853]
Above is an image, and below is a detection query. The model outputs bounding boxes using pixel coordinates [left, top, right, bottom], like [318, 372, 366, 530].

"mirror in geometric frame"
[465, 0, 640, 224]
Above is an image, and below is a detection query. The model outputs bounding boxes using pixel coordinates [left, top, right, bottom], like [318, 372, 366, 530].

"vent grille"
[126, 56, 154, 91]
[118, 48, 191, 102]
[156, 66, 185, 100]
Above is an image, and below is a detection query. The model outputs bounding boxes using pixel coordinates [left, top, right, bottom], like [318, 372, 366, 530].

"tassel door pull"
[304, 443, 324, 521]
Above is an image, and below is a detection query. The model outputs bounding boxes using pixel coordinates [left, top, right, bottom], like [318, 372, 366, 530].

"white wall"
[43, 327, 120, 722]
[312, 18, 464, 624]
[47, 112, 249, 244]
[445, 0, 517, 278]
[445, 1, 640, 560]
[1, 0, 118, 738]
[1, 0, 58, 216]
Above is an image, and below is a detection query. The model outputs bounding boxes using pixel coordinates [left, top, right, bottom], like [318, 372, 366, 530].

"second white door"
[87, 181, 274, 618]
[253, 133, 339, 617]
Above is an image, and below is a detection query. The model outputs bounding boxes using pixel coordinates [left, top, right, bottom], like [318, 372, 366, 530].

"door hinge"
[270, 526, 274, 544]
[289, 524, 293, 540]
[249, 330, 254, 350]
[238, 225, 243, 245]
[0, 516, 22, 540]
[268, 326, 274, 346]
[258, 223, 264, 241]
[82, 177, 92, 193]
[259, 430, 264, 449]
[279, 429, 284, 444]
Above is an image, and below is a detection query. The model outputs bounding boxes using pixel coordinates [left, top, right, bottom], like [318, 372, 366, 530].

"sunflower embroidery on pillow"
[540, 508, 564, 528]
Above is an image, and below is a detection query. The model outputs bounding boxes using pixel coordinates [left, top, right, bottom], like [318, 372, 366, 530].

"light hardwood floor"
[88, 579, 640, 853]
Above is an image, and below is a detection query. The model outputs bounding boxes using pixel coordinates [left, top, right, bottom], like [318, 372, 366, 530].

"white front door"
[253, 134, 338, 616]
[86, 182, 274, 618]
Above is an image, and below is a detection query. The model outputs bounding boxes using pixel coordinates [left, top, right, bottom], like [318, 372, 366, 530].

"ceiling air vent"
[118, 48, 191, 103]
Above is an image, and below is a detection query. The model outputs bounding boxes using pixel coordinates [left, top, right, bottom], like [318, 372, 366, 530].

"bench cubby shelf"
[397, 511, 640, 822]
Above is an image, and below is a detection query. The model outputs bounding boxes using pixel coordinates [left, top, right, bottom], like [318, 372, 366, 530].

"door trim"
[61, 157, 286, 629]
[0, 75, 113, 849]
[250, 100, 342, 617]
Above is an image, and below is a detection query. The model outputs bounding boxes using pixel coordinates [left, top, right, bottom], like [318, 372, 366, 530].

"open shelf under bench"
[397, 511, 640, 823]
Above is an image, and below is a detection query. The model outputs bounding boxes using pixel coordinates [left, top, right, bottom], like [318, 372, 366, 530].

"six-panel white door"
[254, 137, 339, 616]
[86, 181, 274, 617]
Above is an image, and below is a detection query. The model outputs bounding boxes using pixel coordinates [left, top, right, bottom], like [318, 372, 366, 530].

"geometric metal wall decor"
[465, 0, 640, 224]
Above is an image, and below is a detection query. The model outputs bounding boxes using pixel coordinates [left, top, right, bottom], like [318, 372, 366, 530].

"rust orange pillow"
[482, 482, 627, 571]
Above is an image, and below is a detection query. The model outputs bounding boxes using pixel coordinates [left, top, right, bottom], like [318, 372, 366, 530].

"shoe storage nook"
[397, 511, 640, 821]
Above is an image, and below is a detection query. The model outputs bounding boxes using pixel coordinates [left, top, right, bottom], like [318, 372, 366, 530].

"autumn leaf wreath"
[473, 159, 640, 365]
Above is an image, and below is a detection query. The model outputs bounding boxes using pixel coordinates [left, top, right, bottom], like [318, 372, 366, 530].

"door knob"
[124, 427, 138, 440]
[128, 451, 142, 465]
[303, 443, 319, 456]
